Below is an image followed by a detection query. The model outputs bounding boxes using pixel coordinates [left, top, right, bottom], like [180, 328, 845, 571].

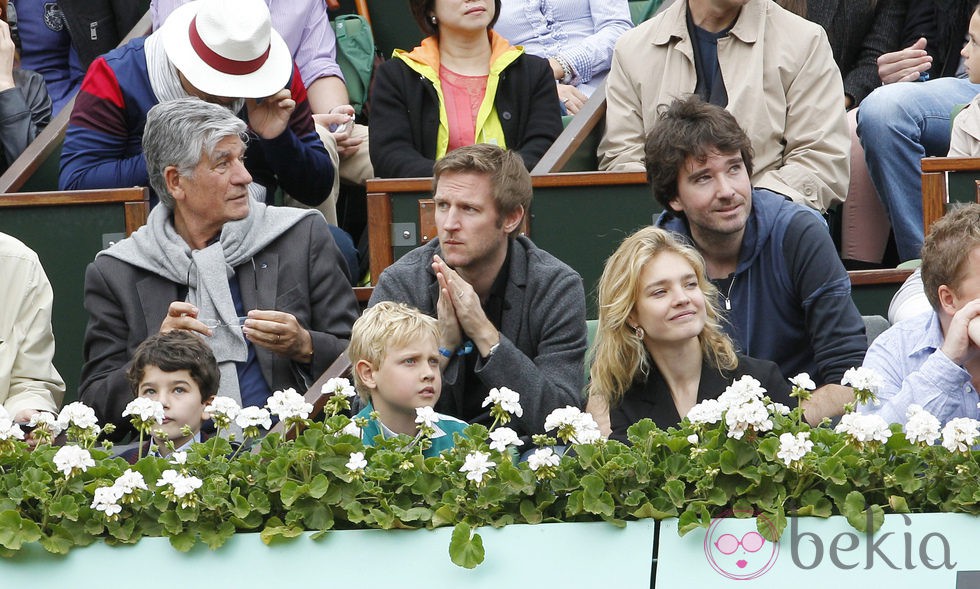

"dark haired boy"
[120, 331, 219, 459]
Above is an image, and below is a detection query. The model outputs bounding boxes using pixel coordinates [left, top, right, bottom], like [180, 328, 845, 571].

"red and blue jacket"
[59, 37, 332, 207]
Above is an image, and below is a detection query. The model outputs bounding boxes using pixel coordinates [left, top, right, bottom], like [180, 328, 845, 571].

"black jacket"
[609, 353, 794, 444]
[0, 68, 51, 174]
[368, 47, 563, 178]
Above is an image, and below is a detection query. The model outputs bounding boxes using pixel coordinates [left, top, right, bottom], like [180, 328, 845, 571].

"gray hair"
[142, 98, 248, 208]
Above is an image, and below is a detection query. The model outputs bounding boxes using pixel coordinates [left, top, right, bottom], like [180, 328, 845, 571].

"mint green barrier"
[0, 521, 656, 588]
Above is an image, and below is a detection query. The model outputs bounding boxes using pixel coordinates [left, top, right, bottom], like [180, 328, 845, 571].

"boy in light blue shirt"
[349, 302, 467, 456]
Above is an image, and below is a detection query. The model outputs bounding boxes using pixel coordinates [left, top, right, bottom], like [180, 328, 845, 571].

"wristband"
[439, 341, 474, 358]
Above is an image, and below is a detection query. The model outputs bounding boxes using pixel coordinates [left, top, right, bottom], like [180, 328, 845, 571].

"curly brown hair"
[643, 95, 754, 213]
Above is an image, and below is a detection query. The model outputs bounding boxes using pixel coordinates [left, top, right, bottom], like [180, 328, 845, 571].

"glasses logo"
[703, 509, 779, 580]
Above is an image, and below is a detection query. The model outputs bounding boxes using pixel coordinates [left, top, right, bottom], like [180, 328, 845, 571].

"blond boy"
[349, 302, 466, 455]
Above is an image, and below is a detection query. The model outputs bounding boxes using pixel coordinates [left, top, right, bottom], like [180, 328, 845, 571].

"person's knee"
[857, 84, 911, 138]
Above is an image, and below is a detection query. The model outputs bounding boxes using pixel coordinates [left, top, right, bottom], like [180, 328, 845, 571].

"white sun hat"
[160, 0, 292, 99]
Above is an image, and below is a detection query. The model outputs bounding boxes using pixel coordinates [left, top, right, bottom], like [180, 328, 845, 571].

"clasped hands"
[432, 255, 500, 358]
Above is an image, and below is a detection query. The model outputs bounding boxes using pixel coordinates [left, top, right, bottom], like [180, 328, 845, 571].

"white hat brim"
[160, 1, 292, 99]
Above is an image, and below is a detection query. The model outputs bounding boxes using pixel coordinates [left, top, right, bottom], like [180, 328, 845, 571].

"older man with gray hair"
[80, 98, 358, 439]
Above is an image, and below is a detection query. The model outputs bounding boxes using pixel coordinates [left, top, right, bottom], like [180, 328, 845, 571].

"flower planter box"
[1, 521, 655, 588]
[656, 513, 980, 587]
[4, 509, 979, 587]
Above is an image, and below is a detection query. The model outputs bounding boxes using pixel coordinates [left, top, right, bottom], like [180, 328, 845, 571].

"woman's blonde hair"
[588, 227, 737, 406]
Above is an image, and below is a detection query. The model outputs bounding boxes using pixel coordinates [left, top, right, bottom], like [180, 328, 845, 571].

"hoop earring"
[632, 325, 645, 340]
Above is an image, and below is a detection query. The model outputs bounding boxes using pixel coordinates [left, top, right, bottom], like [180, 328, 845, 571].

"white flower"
[170, 451, 187, 465]
[488, 427, 524, 452]
[904, 405, 941, 445]
[122, 398, 165, 425]
[27, 412, 61, 437]
[718, 375, 767, 408]
[686, 399, 724, 425]
[835, 413, 892, 445]
[322, 377, 357, 398]
[340, 420, 361, 437]
[265, 388, 313, 421]
[414, 406, 441, 429]
[235, 406, 272, 431]
[0, 415, 24, 441]
[768, 403, 791, 416]
[941, 417, 980, 453]
[156, 469, 181, 487]
[156, 470, 202, 505]
[171, 475, 203, 498]
[776, 432, 814, 466]
[91, 486, 124, 517]
[114, 470, 148, 494]
[460, 451, 495, 484]
[544, 406, 602, 444]
[346, 451, 367, 473]
[841, 367, 884, 404]
[56, 402, 99, 431]
[724, 399, 773, 440]
[789, 373, 817, 391]
[481, 387, 524, 418]
[526, 447, 561, 471]
[204, 397, 242, 424]
[52, 445, 95, 478]
[340, 420, 361, 438]
[686, 434, 699, 445]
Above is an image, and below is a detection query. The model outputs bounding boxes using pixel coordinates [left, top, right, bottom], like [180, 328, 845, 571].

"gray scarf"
[100, 201, 319, 408]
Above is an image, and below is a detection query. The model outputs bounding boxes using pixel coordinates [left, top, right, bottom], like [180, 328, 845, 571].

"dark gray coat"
[369, 236, 587, 437]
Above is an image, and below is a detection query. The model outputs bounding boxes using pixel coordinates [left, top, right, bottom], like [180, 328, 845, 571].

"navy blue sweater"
[658, 188, 867, 386]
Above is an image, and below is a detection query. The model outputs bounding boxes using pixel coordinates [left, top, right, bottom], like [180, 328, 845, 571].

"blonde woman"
[588, 227, 793, 442]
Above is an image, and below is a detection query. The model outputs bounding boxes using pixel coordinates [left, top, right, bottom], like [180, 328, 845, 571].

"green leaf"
[794, 490, 833, 518]
[169, 531, 196, 552]
[0, 510, 42, 549]
[280, 481, 303, 507]
[47, 495, 81, 522]
[259, 521, 304, 545]
[677, 507, 706, 535]
[631, 501, 676, 519]
[665, 479, 686, 507]
[757, 507, 786, 542]
[519, 499, 543, 524]
[303, 502, 335, 531]
[892, 462, 923, 493]
[431, 505, 457, 528]
[199, 521, 236, 550]
[819, 456, 847, 485]
[308, 474, 330, 499]
[842, 490, 866, 529]
[888, 495, 910, 513]
[229, 489, 252, 518]
[158, 510, 183, 535]
[448, 523, 485, 569]
[39, 525, 74, 555]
